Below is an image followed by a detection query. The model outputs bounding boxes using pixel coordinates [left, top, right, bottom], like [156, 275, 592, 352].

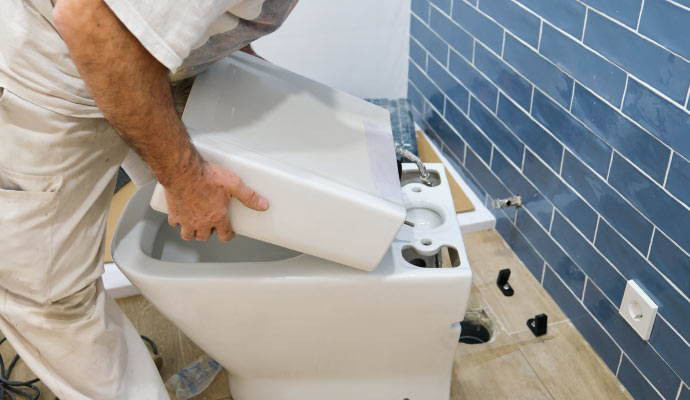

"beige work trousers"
[0, 87, 168, 399]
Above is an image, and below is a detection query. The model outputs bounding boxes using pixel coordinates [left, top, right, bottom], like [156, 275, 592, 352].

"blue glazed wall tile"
[465, 148, 510, 200]
[595, 221, 690, 341]
[542, 268, 621, 372]
[666, 155, 690, 207]
[411, 0, 429, 22]
[584, 284, 680, 399]
[492, 152, 553, 228]
[584, 11, 690, 104]
[469, 97, 524, 165]
[409, 61, 444, 112]
[427, 57, 469, 112]
[649, 317, 690, 384]
[649, 232, 690, 301]
[539, 24, 626, 106]
[515, 0, 585, 38]
[429, 7, 473, 60]
[504, 35, 573, 108]
[429, 0, 450, 14]
[580, 0, 642, 28]
[427, 109, 465, 161]
[498, 95, 562, 171]
[551, 212, 627, 305]
[474, 44, 532, 111]
[444, 151, 487, 200]
[616, 357, 663, 400]
[478, 0, 540, 48]
[407, 82, 425, 114]
[571, 84, 670, 183]
[495, 211, 545, 279]
[411, 15, 448, 65]
[623, 79, 690, 161]
[639, 0, 690, 61]
[531, 91, 611, 176]
[608, 153, 690, 255]
[451, 0, 503, 53]
[523, 150, 597, 239]
[517, 211, 585, 296]
[445, 100, 492, 163]
[561, 152, 653, 253]
[449, 51, 498, 110]
[409, 38, 426, 69]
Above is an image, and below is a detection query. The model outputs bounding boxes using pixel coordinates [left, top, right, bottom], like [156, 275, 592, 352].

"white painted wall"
[252, 0, 411, 99]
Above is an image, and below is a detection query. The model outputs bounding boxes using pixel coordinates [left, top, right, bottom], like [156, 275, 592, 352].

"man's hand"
[53, 0, 268, 241]
[166, 162, 269, 241]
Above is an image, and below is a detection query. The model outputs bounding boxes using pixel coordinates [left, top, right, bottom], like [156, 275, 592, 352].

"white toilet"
[112, 163, 472, 400]
[112, 53, 472, 399]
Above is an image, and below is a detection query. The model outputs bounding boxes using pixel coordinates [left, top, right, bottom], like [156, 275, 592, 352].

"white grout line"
[521, 146, 527, 171]
[472, 39, 476, 64]
[615, 352, 624, 377]
[622, 352, 666, 399]
[581, 7, 589, 42]
[548, 207, 556, 233]
[675, 381, 683, 400]
[501, 30, 506, 57]
[646, 227, 656, 259]
[489, 143, 495, 168]
[537, 20, 544, 52]
[529, 86, 535, 114]
[663, 152, 674, 188]
[684, 83, 690, 109]
[620, 74, 630, 110]
[559, 147, 566, 176]
[581, 278, 588, 301]
[592, 216, 601, 244]
[446, 46, 451, 69]
[569, 81, 577, 111]
[605, 150, 615, 181]
[494, 88, 501, 112]
[636, 0, 646, 32]
[540, 261, 546, 284]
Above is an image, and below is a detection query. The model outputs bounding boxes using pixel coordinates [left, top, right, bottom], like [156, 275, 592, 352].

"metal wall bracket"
[527, 314, 548, 337]
[496, 269, 514, 296]
[491, 195, 522, 209]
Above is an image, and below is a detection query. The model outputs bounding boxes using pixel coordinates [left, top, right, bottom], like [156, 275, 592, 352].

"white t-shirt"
[0, 0, 296, 117]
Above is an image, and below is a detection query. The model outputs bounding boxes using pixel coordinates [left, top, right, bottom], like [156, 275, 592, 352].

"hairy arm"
[53, 0, 268, 241]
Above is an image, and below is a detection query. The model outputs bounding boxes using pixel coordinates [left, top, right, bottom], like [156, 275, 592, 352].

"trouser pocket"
[0, 164, 62, 303]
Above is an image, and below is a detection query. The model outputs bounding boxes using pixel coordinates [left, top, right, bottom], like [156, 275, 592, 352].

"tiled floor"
[0, 230, 631, 399]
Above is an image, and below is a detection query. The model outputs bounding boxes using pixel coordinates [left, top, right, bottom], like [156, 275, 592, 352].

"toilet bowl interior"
[148, 222, 301, 263]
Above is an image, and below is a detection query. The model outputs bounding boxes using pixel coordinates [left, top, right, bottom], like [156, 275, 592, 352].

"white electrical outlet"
[619, 280, 657, 341]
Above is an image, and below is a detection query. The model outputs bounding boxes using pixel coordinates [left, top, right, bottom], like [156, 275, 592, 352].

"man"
[0, 0, 296, 398]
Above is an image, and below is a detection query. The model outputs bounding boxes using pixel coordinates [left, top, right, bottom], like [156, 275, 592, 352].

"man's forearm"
[53, 0, 200, 189]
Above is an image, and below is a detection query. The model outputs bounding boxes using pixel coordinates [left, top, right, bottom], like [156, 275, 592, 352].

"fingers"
[195, 227, 212, 242]
[168, 215, 179, 227]
[216, 218, 235, 242]
[180, 225, 195, 241]
[226, 174, 269, 211]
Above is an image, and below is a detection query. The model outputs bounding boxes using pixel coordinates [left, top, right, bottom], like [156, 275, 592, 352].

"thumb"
[226, 174, 269, 211]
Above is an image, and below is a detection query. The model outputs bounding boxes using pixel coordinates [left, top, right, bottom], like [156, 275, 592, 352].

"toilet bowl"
[112, 163, 472, 400]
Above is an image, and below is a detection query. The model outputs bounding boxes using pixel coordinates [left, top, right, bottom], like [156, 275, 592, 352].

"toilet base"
[228, 374, 453, 400]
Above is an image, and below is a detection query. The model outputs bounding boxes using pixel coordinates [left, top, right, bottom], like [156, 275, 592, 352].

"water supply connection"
[396, 147, 433, 187]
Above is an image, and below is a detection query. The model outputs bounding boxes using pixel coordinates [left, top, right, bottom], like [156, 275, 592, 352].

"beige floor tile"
[464, 230, 566, 333]
[451, 328, 553, 400]
[512, 322, 632, 400]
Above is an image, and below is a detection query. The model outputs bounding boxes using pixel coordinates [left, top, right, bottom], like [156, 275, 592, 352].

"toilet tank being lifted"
[149, 52, 406, 271]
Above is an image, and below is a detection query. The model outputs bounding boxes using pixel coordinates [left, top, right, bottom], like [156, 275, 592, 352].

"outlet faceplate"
[619, 280, 657, 341]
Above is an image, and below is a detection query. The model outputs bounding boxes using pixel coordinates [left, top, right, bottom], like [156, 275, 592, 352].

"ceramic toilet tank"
[112, 54, 472, 400]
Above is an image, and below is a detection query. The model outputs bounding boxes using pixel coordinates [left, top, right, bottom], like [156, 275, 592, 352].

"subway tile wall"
[407, 1, 690, 398]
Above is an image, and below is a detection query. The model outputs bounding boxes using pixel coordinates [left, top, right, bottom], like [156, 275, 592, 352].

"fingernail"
[258, 198, 269, 210]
